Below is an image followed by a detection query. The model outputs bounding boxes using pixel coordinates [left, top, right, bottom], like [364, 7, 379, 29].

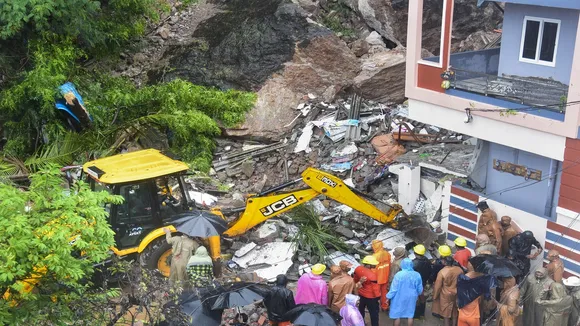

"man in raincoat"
[431, 245, 452, 284]
[497, 277, 521, 326]
[353, 255, 380, 326]
[340, 294, 365, 326]
[295, 263, 328, 305]
[500, 216, 519, 257]
[163, 227, 199, 283]
[564, 276, 580, 326]
[371, 240, 391, 310]
[432, 256, 464, 326]
[412, 244, 432, 319]
[186, 246, 214, 287]
[475, 234, 498, 255]
[387, 258, 423, 326]
[537, 282, 573, 326]
[328, 265, 355, 313]
[547, 249, 565, 283]
[389, 247, 407, 284]
[264, 274, 295, 326]
[477, 201, 502, 253]
[519, 267, 554, 326]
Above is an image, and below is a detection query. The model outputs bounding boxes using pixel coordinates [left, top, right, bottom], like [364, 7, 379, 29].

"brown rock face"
[353, 49, 406, 103]
[233, 34, 360, 139]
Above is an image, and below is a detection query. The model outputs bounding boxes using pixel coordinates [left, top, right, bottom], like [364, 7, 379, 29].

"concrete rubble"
[195, 94, 480, 285]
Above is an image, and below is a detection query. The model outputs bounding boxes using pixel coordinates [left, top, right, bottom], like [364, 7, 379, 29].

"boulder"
[342, 0, 401, 47]
[231, 34, 360, 138]
[353, 49, 406, 103]
[351, 39, 370, 57]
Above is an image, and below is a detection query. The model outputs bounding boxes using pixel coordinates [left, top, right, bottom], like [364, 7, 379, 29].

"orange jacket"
[372, 240, 391, 285]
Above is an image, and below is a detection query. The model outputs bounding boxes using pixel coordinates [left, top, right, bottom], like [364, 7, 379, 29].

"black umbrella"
[171, 211, 229, 237]
[469, 254, 522, 278]
[162, 290, 223, 326]
[283, 303, 342, 326]
[204, 282, 271, 310]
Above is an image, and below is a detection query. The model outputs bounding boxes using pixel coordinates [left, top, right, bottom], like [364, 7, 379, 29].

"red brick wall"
[559, 138, 580, 212]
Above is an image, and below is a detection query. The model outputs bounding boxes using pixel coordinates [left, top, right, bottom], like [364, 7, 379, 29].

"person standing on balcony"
[477, 201, 502, 254]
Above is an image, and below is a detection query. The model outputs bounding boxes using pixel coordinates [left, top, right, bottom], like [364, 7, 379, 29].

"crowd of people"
[162, 200, 580, 326]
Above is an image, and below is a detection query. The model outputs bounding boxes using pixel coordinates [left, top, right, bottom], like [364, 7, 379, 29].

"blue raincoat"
[386, 258, 423, 319]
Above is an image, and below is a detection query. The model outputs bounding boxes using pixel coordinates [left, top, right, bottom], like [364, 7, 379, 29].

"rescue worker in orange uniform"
[372, 240, 391, 311]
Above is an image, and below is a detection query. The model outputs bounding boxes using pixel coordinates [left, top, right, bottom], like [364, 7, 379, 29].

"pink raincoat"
[295, 272, 328, 305]
[340, 294, 364, 326]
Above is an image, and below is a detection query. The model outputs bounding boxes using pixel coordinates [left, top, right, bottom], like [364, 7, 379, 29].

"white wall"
[408, 99, 567, 161]
[556, 206, 580, 231]
[483, 198, 548, 271]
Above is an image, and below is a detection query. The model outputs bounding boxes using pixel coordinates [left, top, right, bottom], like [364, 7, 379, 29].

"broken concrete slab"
[241, 160, 255, 178]
[335, 225, 355, 238]
[325, 251, 360, 275]
[232, 242, 296, 270]
[374, 228, 414, 251]
[393, 143, 476, 177]
[255, 221, 279, 239]
[235, 242, 258, 258]
[252, 259, 294, 280]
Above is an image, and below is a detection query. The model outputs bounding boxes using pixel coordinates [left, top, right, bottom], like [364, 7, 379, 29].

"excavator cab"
[83, 149, 203, 276]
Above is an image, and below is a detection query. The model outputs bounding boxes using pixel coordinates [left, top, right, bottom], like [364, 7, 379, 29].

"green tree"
[0, 167, 122, 324]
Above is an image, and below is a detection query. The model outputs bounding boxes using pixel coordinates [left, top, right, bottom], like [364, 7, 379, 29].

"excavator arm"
[223, 167, 409, 237]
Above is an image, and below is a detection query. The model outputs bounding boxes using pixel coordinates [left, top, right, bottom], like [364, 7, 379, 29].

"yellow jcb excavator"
[78, 149, 428, 276]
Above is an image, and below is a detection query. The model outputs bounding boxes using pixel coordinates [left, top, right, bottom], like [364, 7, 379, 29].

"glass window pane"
[522, 20, 540, 59]
[540, 22, 558, 62]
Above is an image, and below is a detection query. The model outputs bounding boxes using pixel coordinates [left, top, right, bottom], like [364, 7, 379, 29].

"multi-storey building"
[405, 0, 580, 276]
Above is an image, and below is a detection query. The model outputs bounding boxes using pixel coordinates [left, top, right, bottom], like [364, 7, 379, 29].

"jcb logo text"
[317, 175, 337, 188]
[260, 195, 299, 217]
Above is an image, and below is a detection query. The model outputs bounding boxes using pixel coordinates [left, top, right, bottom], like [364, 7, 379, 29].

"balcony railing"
[449, 68, 569, 112]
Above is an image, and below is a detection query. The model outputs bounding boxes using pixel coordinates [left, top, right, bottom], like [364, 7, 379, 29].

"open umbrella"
[469, 254, 522, 278]
[171, 211, 229, 237]
[162, 290, 223, 326]
[283, 303, 342, 326]
[204, 282, 271, 310]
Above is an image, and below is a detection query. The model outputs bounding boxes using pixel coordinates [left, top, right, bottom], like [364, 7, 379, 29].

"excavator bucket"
[391, 213, 436, 245]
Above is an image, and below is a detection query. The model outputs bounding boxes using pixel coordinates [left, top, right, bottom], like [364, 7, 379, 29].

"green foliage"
[0, 167, 123, 324]
[0, 0, 166, 52]
[0, 39, 256, 172]
[321, 15, 355, 38]
[320, 2, 356, 38]
[288, 205, 347, 259]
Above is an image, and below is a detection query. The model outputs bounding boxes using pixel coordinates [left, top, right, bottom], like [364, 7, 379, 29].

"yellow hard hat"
[311, 263, 326, 275]
[413, 244, 426, 256]
[361, 255, 379, 266]
[454, 237, 467, 247]
[438, 245, 452, 257]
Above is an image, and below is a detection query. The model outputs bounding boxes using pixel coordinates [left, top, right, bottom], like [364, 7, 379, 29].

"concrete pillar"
[398, 165, 421, 214]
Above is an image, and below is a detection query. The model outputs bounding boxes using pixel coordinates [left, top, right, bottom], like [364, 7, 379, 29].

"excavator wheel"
[139, 237, 172, 277]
